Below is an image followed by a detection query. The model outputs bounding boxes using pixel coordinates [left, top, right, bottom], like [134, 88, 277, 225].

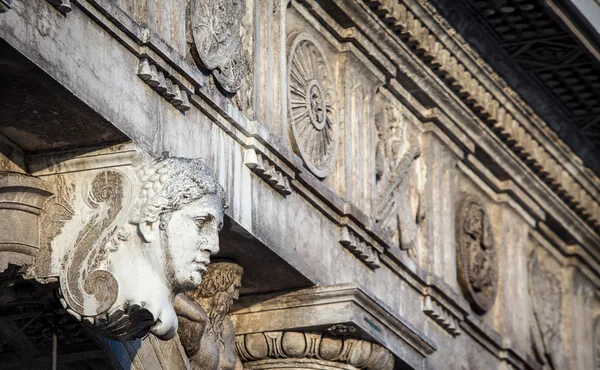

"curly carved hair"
[187, 262, 244, 300]
[131, 156, 227, 224]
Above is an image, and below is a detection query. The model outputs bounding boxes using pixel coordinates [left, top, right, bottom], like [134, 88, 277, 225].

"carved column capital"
[235, 331, 394, 370]
[0, 172, 53, 272]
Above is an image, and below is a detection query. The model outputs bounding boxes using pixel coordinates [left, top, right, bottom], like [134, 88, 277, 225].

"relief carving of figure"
[190, 0, 247, 93]
[176, 262, 244, 370]
[456, 197, 498, 314]
[58, 157, 226, 341]
[529, 251, 568, 370]
[374, 100, 422, 257]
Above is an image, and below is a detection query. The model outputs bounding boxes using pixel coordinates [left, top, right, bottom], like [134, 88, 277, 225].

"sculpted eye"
[194, 217, 207, 229]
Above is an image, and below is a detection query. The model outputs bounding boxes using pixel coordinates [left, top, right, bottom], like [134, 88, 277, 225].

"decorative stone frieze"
[138, 58, 192, 112]
[190, 0, 247, 93]
[177, 262, 244, 370]
[364, 0, 600, 231]
[245, 149, 292, 196]
[339, 227, 381, 269]
[456, 197, 498, 314]
[54, 156, 226, 341]
[287, 32, 339, 179]
[0, 172, 53, 272]
[528, 252, 568, 370]
[235, 331, 394, 370]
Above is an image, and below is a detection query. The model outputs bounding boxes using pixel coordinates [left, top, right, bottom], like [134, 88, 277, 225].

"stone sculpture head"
[59, 156, 227, 341]
[130, 157, 227, 292]
[186, 262, 243, 336]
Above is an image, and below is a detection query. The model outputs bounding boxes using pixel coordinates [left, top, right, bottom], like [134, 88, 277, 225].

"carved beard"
[206, 291, 231, 340]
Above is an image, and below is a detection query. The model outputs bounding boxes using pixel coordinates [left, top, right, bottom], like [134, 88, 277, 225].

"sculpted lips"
[192, 254, 210, 273]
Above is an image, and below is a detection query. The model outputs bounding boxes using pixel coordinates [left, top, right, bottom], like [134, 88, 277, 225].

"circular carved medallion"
[287, 33, 339, 178]
[456, 197, 498, 314]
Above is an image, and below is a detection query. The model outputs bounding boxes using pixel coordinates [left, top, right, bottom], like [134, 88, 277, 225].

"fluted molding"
[235, 331, 394, 370]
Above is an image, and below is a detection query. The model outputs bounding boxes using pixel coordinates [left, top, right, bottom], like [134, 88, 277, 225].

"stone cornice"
[359, 0, 600, 233]
[231, 284, 436, 370]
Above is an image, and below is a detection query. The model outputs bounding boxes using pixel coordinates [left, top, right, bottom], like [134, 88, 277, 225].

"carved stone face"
[225, 275, 242, 310]
[164, 193, 224, 292]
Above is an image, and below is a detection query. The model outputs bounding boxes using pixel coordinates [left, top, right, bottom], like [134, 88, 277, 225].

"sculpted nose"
[204, 232, 220, 256]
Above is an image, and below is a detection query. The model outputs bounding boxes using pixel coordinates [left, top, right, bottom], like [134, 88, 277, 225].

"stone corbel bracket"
[231, 284, 437, 370]
[423, 295, 461, 337]
[339, 227, 381, 269]
[0, 173, 53, 272]
[244, 148, 292, 196]
[138, 58, 191, 112]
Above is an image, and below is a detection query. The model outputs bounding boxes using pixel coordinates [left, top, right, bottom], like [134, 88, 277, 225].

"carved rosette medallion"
[287, 33, 339, 178]
[455, 197, 498, 314]
[190, 0, 247, 93]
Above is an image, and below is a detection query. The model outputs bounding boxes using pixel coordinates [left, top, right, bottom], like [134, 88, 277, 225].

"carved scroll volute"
[59, 170, 129, 319]
[455, 196, 498, 314]
[0, 172, 53, 273]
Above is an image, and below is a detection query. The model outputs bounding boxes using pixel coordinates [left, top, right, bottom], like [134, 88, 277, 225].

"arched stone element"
[235, 331, 394, 370]
[0, 172, 53, 272]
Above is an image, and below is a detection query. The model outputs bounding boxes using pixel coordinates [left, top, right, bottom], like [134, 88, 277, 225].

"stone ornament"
[455, 197, 498, 314]
[287, 32, 339, 178]
[57, 156, 226, 341]
[190, 0, 247, 93]
[235, 331, 394, 370]
[177, 262, 244, 370]
[374, 100, 422, 257]
[528, 252, 568, 370]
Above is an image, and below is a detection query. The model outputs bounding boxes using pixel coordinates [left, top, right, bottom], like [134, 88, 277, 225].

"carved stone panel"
[287, 33, 339, 179]
[190, 0, 247, 93]
[455, 197, 498, 314]
[373, 100, 422, 257]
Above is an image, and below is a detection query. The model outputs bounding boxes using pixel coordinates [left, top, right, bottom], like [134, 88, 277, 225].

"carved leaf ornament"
[287, 33, 339, 178]
[456, 197, 498, 314]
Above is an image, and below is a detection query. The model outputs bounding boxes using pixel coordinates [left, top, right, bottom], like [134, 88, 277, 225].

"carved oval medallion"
[190, 0, 246, 93]
[456, 197, 498, 314]
[287, 33, 339, 178]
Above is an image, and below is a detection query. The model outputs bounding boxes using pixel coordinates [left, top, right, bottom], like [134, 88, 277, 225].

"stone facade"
[0, 0, 599, 369]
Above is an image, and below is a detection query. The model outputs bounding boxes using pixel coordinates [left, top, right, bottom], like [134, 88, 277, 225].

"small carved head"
[186, 262, 243, 334]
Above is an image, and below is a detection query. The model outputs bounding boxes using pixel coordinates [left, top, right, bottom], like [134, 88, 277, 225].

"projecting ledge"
[231, 284, 436, 370]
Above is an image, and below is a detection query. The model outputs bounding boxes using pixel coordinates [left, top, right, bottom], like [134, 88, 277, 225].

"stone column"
[0, 172, 53, 272]
[235, 331, 394, 370]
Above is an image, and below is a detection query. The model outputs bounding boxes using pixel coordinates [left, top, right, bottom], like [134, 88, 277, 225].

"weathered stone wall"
[1, 0, 599, 369]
